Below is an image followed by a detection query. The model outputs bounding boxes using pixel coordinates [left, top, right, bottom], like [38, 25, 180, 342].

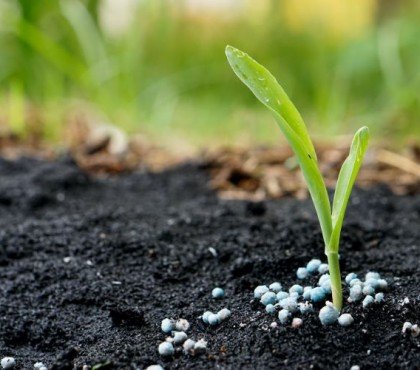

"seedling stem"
[226, 45, 369, 310]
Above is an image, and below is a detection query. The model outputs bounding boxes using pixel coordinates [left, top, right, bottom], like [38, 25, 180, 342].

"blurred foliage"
[0, 0, 419, 149]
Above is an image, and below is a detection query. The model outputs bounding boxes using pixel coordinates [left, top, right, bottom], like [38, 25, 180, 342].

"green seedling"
[225, 45, 369, 310]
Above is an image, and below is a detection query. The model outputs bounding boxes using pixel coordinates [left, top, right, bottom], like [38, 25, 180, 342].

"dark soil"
[0, 156, 419, 370]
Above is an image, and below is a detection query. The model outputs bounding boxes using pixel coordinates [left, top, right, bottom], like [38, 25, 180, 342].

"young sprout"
[225, 46, 369, 310]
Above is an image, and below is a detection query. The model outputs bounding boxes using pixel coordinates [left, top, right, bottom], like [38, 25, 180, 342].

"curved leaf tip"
[225, 45, 242, 59]
[356, 126, 370, 144]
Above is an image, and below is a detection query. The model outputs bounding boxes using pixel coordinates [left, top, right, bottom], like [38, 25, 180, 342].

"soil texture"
[0, 156, 419, 369]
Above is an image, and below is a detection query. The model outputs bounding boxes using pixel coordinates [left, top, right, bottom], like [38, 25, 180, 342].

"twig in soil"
[376, 149, 420, 177]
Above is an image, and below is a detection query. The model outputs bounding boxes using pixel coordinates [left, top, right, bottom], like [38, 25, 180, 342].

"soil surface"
[0, 156, 419, 369]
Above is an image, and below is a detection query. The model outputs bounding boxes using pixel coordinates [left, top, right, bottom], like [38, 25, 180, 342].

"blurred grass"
[0, 0, 419, 150]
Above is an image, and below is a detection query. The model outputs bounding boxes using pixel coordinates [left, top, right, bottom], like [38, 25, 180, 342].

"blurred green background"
[0, 0, 419, 151]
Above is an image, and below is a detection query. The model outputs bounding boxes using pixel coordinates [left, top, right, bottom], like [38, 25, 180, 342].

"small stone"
[217, 308, 231, 321]
[34, 363, 46, 370]
[345, 273, 358, 285]
[289, 284, 303, 295]
[276, 291, 289, 301]
[338, 313, 354, 327]
[269, 282, 282, 293]
[291, 317, 303, 328]
[411, 324, 419, 337]
[212, 287, 225, 299]
[318, 263, 329, 274]
[319, 301, 339, 325]
[260, 291, 277, 306]
[208, 247, 218, 257]
[270, 322, 278, 329]
[193, 339, 207, 354]
[362, 295, 374, 308]
[254, 285, 269, 299]
[403, 297, 410, 305]
[296, 267, 308, 279]
[207, 313, 220, 326]
[278, 309, 291, 324]
[158, 342, 174, 356]
[175, 319, 190, 331]
[183, 338, 196, 353]
[265, 304, 276, 315]
[146, 366, 164, 370]
[161, 318, 174, 333]
[374, 292, 384, 303]
[1, 358, 15, 369]
[306, 259, 322, 274]
[350, 366, 360, 370]
[402, 322, 412, 334]
[173, 331, 188, 344]
[310, 287, 326, 303]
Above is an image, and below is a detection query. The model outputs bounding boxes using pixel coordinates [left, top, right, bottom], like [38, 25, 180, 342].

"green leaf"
[328, 126, 370, 253]
[225, 45, 332, 245]
[225, 45, 316, 159]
